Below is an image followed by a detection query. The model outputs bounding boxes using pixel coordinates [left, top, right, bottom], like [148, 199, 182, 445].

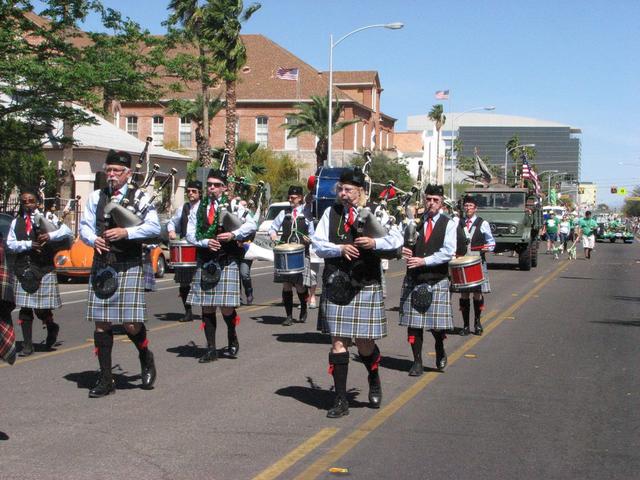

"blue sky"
[43, 0, 640, 207]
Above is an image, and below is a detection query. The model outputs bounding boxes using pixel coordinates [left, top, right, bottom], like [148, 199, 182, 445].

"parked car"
[257, 202, 291, 234]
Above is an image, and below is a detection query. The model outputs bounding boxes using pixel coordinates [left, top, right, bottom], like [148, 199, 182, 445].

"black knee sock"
[297, 289, 308, 317]
[329, 351, 349, 398]
[460, 298, 471, 328]
[243, 278, 253, 295]
[222, 310, 239, 344]
[179, 286, 190, 309]
[431, 330, 445, 356]
[94, 330, 113, 379]
[473, 298, 484, 321]
[19, 309, 33, 345]
[359, 345, 381, 378]
[126, 325, 149, 357]
[407, 327, 423, 363]
[282, 290, 294, 317]
[34, 309, 54, 325]
[202, 311, 217, 348]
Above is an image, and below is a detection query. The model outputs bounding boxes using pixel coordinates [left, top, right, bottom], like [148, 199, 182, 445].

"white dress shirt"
[185, 196, 257, 247]
[460, 214, 496, 252]
[419, 213, 457, 267]
[269, 204, 315, 241]
[167, 200, 200, 235]
[7, 210, 73, 253]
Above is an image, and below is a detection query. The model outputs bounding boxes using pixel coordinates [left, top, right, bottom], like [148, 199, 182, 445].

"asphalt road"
[1, 242, 638, 480]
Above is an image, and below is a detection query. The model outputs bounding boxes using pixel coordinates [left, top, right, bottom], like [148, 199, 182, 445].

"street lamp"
[449, 106, 496, 199]
[503, 144, 535, 184]
[327, 22, 404, 167]
[547, 171, 568, 198]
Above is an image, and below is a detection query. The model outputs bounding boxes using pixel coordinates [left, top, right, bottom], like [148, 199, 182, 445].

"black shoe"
[198, 348, 218, 363]
[460, 326, 470, 336]
[179, 308, 193, 323]
[297, 311, 307, 323]
[20, 342, 34, 357]
[88, 375, 115, 398]
[326, 396, 349, 418]
[45, 322, 60, 348]
[225, 338, 239, 358]
[246, 293, 254, 305]
[140, 350, 156, 390]
[282, 316, 294, 327]
[436, 351, 447, 371]
[408, 360, 423, 377]
[368, 373, 382, 409]
[474, 321, 483, 336]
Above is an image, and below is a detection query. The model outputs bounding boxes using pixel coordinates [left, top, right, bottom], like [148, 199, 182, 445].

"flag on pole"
[276, 67, 299, 81]
[435, 89, 449, 100]
[521, 158, 541, 195]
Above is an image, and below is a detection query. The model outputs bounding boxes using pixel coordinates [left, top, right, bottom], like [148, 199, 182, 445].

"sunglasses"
[207, 181, 225, 187]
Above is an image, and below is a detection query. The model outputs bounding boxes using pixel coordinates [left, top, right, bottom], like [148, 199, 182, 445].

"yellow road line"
[251, 428, 340, 480]
[1, 298, 282, 368]
[292, 260, 569, 480]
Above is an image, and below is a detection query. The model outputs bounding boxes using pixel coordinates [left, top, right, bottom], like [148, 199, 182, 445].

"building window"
[152, 116, 164, 146]
[284, 115, 298, 150]
[126, 116, 138, 138]
[255, 116, 268, 147]
[179, 117, 192, 148]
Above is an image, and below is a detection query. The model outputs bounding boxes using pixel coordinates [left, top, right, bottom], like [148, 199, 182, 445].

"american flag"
[435, 89, 449, 100]
[521, 158, 541, 195]
[276, 67, 299, 81]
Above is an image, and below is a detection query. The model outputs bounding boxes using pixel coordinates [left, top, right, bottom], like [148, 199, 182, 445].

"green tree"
[428, 104, 446, 183]
[283, 94, 359, 170]
[166, 94, 225, 163]
[622, 185, 640, 217]
[351, 151, 413, 200]
[505, 134, 537, 185]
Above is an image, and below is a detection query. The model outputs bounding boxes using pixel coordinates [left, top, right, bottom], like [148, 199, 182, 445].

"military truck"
[464, 186, 543, 270]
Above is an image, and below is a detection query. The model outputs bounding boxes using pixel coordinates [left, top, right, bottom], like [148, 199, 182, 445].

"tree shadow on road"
[591, 319, 640, 327]
[275, 383, 367, 410]
[154, 312, 189, 322]
[63, 367, 142, 391]
[272, 332, 331, 344]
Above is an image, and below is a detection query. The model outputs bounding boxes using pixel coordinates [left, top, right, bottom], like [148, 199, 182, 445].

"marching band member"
[269, 185, 315, 326]
[186, 169, 257, 363]
[238, 199, 257, 305]
[312, 168, 402, 418]
[453, 195, 495, 335]
[80, 150, 160, 398]
[0, 232, 17, 365]
[399, 184, 456, 375]
[7, 188, 72, 356]
[167, 180, 202, 321]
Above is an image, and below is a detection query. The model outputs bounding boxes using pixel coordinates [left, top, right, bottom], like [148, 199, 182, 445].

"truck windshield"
[475, 192, 526, 209]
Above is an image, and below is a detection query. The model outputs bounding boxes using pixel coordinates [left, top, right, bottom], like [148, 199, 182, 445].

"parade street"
[1, 242, 639, 480]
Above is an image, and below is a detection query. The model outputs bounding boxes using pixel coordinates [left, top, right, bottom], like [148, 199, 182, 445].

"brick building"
[116, 35, 397, 173]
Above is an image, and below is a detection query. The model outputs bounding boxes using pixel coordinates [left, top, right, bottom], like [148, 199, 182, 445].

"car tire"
[155, 255, 166, 278]
[518, 243, 532, 271]
[531, 240, 539, 268]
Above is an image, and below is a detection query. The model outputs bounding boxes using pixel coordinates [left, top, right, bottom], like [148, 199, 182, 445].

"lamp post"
[449, 105, 495, 199]
[503, 144, 535, 184]
[327, 22, 404, 167]
[547, 171, 568, 200]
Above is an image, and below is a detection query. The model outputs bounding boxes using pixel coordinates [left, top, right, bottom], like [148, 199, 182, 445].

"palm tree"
[166, 94, 224, 162]
[200, 0, 261, 181]
[428, 104, 446, 184]
[283, 95, 360, 170]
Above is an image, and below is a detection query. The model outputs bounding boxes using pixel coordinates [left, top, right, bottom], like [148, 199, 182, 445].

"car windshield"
[475, 193, 526, 209]
[265, 205, 291, 220]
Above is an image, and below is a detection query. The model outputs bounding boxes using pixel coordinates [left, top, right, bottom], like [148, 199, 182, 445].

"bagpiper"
[0, 232, 16, 365]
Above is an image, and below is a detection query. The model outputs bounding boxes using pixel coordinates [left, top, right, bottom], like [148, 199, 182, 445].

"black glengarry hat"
[105, 150, 132, 168]
[187, 180, 202, 190]
[424, 184, 444, 196]
[339, 167, 366, 188]
[207, 169, 227, 184]
[462, 194, 477, 205]
[288, 185, 303, 196]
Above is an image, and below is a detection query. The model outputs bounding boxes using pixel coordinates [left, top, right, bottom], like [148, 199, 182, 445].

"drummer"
[167, 180, 202, 322]
[399, 184, 456, 375]
[312, 168, 403, 418]
[269, 186, 315, 326]
[453, 194, 495, 335]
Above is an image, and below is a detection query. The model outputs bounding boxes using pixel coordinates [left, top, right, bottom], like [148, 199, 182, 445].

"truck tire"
[519, 243, 532, 271]
[531, 240, 539, 268]
[609, 238, 616, 243]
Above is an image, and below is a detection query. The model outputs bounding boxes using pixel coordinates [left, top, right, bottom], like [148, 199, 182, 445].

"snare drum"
[170, 240, 197, 267]
[273, 243, 305, 275]
[449, 255, 485, 289]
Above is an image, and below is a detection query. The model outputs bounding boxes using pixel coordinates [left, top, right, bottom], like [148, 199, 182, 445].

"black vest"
[410, 214, 450, 283]
[196, 199, 244, 261]
[458, 216, 486, 258]
[324, 204, 381, 284]
[14, 214, 55, 272]
[95, 187, 144, 261]
[281, 209, 310, 253]
[179, 202, 191, 239]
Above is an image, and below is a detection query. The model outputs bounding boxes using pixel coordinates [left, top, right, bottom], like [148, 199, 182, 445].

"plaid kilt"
[87, 260, 146, 324]
[274, 256, 316, 287]
[450, 261, 491, 294]
[187, 259, 240, 307]
[173, 266, 197, 286]
[0, 265, 15, 304]
[143, 258, 156, 292]
[317, 283, 387, 340]
[399, 276, 453, 330]
[0, 316, 16, 364]
[14, 271, 61, 310]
